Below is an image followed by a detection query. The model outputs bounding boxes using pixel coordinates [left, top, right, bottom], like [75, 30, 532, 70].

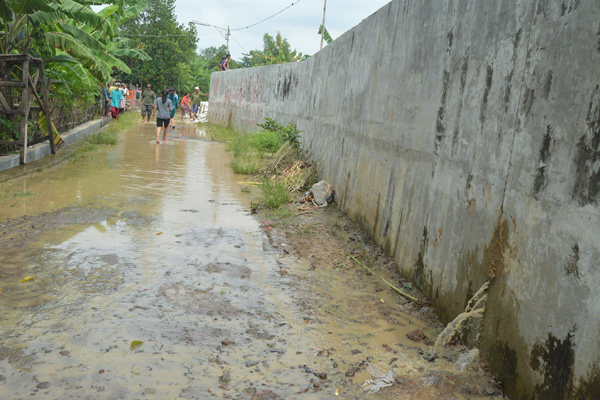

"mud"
[0, 118, 503, 399]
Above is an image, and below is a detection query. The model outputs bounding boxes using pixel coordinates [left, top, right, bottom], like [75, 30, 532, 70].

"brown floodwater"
[0, 119, 502, 399]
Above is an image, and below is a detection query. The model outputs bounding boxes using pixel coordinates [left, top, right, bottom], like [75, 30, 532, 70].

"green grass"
[69, 113, 136, 162]
[250, 130, 283, 153]
[260, 179, 291, 209]
[230, 157, 258, 175]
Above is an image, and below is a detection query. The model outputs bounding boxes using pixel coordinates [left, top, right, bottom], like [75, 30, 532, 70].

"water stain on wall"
[434, 70, 450, 157]
[452, 55, 469, 150]
[479, 65, 494, 126]
[530, 329, 576, 399]
[533, 125, 554, 197]
[564, 243, 580, 279]
[572, 86, 600, 205]
[541, 69, 553, 99]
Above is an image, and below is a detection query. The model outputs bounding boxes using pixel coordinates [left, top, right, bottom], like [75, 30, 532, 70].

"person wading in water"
[154, 90, 173, 143]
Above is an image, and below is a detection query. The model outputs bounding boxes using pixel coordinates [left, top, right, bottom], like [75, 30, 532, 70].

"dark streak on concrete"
[541, 70, 553, 100]
[435, 71, 450, 157]
[446, 29, 454, 52]
[533, 125, 553, 197]
[522, 87, 536, 117]
[530, 330, 576, 399]
[564, 243, 580, 279]
[572, 88, 600, 205]
[453, 56, 469, 150]
[413, 226, 429, 294]
[480, 65, 494, 126]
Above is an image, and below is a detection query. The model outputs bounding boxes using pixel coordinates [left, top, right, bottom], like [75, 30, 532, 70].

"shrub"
[251, 130, 283, 153]
[260, 179, 291, 209]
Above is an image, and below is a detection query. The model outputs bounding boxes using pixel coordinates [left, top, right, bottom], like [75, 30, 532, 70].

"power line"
[228, 32, 246, 53]
[231, 0, 302, 31]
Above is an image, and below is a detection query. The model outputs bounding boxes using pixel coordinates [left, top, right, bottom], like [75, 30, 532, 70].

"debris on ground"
[362, 369, 396, 394]
[302, 180, 335, 207]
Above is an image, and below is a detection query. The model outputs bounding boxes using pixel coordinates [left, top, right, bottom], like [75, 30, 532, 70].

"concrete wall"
[0, 117, 111, 173]
[208, 1, 600, 398]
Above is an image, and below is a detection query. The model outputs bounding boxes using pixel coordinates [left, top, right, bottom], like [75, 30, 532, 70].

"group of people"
[140, 84, 208, 143]
[101, 82, 130, 120]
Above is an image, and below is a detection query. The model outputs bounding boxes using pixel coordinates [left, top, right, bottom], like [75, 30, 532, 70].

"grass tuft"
[260, 179, 291, 209]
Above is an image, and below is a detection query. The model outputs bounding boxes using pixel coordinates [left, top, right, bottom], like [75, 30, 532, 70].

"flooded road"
[0, 119, 502, 399]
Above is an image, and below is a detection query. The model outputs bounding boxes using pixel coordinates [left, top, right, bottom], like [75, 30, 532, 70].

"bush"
[251, 130, 283, 153]
[257, 117, 301, 150]
[260, 179, 291, 209]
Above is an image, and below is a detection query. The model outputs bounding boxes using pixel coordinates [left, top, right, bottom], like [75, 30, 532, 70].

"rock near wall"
[208, 1, 600, 398]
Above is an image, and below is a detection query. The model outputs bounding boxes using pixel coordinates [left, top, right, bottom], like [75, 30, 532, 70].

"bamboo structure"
[0, 54, 56, 164]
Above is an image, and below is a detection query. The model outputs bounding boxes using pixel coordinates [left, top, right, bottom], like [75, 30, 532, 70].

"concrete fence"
[208, 1, 600, 398]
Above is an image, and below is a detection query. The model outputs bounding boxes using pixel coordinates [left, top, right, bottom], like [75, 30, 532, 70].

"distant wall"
[208, 1, 600, 398]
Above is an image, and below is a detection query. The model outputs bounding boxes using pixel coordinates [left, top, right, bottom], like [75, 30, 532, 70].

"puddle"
[0, 118, 503, 398]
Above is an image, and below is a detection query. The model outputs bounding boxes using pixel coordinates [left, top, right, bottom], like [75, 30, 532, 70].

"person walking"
[141, 84, 156, 123]
[180, 92, 191, 123]
[109, 83, 123, 120]
[190, 86, 207, 121]
[219, 54, 231, 71]
[102, 83, 109, 117]
[119, 83, 128, 115]
[154, 90, 173, 143]
[168, 87, 178, 129]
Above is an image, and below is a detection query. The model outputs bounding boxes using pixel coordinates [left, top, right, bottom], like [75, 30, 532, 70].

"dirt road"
[0, 119, 502, 399]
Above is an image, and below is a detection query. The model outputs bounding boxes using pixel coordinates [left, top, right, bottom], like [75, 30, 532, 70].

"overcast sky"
[173, 0, 392, 60]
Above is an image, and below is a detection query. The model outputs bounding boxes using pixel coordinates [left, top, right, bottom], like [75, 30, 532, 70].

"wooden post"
[19, 56, 30, 165]
[40, 68, 55, 154]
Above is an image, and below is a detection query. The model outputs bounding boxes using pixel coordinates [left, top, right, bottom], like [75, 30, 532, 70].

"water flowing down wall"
[208, 1, 600, 398]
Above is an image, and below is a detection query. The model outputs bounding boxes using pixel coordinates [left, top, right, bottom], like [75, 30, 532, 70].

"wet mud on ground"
[0, 118, 503, 399]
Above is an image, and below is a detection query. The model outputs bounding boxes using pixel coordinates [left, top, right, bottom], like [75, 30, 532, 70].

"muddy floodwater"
[0, 119, 503, 399]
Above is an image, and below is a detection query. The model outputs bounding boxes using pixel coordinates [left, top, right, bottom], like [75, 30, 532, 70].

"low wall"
[208, 0, 600, 398]
[0, 117, 111, 173]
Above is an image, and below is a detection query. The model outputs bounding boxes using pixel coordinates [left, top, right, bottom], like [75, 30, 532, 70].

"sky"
[173, 0, 392, 60]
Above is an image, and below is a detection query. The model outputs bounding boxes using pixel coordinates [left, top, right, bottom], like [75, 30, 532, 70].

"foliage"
[260, 179, 291, 209]
[240, 32, 307, 67]
[230, 156, 258, 175]
[250, 130, 283, 153]
[0, 117, 17, 141]
[116, 0, 198, 90]
[68, 112, 135, 161]
[256, 117, 301, 149]
[318, 25, 333, 45]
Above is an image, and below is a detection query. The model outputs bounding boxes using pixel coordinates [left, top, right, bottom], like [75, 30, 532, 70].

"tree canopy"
[240, 32, 306, 68]
[116, 0, 197, 91]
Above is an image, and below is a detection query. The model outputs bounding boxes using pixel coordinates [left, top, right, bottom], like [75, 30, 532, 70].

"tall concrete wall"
[208, 1, 600, 398]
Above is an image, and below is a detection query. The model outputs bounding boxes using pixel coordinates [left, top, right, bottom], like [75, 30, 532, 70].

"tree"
[240, 32, 306, 68]
[116, 0, 197, 90]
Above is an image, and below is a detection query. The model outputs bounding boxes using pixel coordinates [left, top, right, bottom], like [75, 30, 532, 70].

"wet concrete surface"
[0, 118, 503, 399]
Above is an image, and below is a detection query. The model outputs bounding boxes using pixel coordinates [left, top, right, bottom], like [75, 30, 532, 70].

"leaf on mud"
[156, 232, 163, 236]
[20, 276, 35, 283]
[130, 340, 144, 350]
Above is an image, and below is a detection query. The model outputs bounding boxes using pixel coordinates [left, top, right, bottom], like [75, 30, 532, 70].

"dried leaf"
[130, 340, 144, 351]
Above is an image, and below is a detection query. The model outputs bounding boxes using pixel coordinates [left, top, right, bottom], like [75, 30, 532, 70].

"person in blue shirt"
[109, 84, 123, 119]
[167, 87, 178, 129]
[220, 54, 231, 71]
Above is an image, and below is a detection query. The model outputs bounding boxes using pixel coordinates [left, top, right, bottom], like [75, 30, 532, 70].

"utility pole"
[226, 25, 230, 50]
[320, 0, 327, 50]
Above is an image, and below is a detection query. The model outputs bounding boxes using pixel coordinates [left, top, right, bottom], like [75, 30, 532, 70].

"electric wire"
[231, 0, 302, 31]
